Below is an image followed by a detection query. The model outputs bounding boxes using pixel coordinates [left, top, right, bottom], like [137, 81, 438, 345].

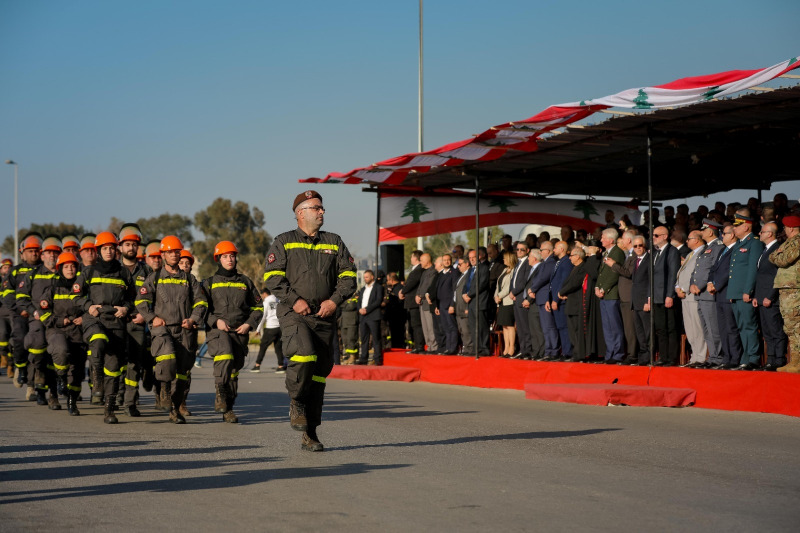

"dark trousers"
[359, 319, 383, 363]
[256, 327, 284, 367]
[408, 308, 425, 351]
[633, 310, 652, 364]
[438, 305, 459, 353]
[552, 304, 572, 356]
[150, 325, 195, 407]
[653, 303, 679, 365]
[46, 328, 86, 393]
[125, 323, 147, 407]
[527, 304, 545, 357]
[716, 300, 743, 365]
[84, 325, 128, 399]
[0, 308, 12, 359]
[432, 311, 445, 352]
[567, 313, 583, 360]
[11, 314, 29, 369]
[468, 303, 490, 355]
[387, 312, 406, 348]
[539, 304, 559, 356]
[512, 304, 531, 355]
[758, 303, 787, 366]
[600, 299, 624, 361]
[620, 301, 637, 358]
[731, 299, 761, 365]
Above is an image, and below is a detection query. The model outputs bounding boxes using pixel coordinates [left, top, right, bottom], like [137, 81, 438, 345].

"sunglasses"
[633, 244, 645, 248]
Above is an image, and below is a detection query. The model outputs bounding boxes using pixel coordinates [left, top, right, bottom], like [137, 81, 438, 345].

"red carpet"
[524, 383, 696, 408]
[329, 364, 421, 382]
[383, 351, 800, 417]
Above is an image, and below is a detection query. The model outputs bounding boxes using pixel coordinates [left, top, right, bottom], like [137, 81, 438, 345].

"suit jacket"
[559, 261, 588, 316]
[436, 268, 457, 310]
[691, 239, 724, 302]
[428, 270, 442, 308]
[357, 283, 384, 322]
[728, 232, 765, 299]
[596, 245, 626, 299]
[417, 267, 436, 311]
[509, 260, 531, 309]
[653, 243, 680, 304]
[489, 260, 506, 296]
[754, 240, 781, 301]
[466, 263, 490, 312]
[523, 262, 541, 305]
[630, 253, 652, 310]
[528, 255, 556, 306]
[549, 256, 574, 303]
[454, 269, 470, 316]
[609, 253, 637, 303]
[401, 264, 422, 310]
[709, 244, 734, 302]
[676, 244, 690, 259]
[676, 245, 704, 302]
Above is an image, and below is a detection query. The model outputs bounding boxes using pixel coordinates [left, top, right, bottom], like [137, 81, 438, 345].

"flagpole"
[647, 130, 655, 367]
[416, 0, 424, 253]
[474, 176, 481, 360]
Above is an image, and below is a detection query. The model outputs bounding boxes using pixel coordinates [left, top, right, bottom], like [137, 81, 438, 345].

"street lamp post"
[5, 160, 18, 264]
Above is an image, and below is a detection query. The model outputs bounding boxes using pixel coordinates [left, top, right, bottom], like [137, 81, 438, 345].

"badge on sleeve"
[140, 287, 148, 295]
[19, 282, 24, 288]
[40, 300, 49, 309]
[349, 256, 354, 264]
[73, 284, 81, 293]
[268, 253, 276, 264]
[739, 248, 747, 253]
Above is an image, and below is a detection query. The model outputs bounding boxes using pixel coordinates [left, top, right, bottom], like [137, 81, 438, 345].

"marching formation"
[0, 225, 262, 426]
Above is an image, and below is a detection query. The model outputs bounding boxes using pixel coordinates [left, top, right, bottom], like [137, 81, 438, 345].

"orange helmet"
[21, 233, 43, 250]
[80, 234, 97, 251]
[145, 241, 161, 257]
[180, 249, 195, 264]
[160, 235, 183, 252]
[136, 248, 146, 260]
[118, 223, 143, 243]
[56, 252, 79, 268]
[1, 258, 13, 266]
[213, 241, 239, 261]
[61, 234, 80, 249]
[95, 231, 119, 248]
[42, 235, 63, 252]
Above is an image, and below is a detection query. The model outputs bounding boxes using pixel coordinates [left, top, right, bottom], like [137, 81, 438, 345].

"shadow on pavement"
[332, 428, 623, 451]
[2, 445, 258, 466]
[0, 441, 155, 454]
[1, 462, 410, 504]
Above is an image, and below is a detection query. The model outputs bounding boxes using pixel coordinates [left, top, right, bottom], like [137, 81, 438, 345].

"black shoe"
[763, 363, 779, 372]
[722, 363, 738, 369]
[125, 405, 141, 417]
[733, 363, 760, 371]
[354, 359, 368, 365]
[510, 353, 524, 360]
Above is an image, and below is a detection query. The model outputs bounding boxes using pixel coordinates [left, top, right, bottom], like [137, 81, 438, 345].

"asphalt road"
[2, 349, 799, 532]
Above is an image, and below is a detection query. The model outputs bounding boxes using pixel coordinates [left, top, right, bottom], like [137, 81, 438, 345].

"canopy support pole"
[474, 175, 481, 360]
[375, 192, 381, 272]
[647, 130, 655, 368]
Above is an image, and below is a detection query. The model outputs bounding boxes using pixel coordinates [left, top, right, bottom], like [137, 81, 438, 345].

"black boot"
[90, 367, 104, 405]
[57, 375, 67, 398]
[222, 384, 238, 423]
[68, 391, 81, 416]
[36, 388, 48, 406]
[104, 397, 118, 424]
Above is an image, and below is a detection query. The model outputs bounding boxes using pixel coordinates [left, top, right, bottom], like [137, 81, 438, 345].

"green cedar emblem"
[633, 89, 653, 109]
[573, 200, 599, 220]
[402, 198, 432, 223]
[702, 86, 723, 100]
[489, 198, 517, 213]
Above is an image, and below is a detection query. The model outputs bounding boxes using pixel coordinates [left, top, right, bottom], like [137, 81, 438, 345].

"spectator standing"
[494, 251, 516, 357]
[769, 216, 800, 373]
[596, 228, 626, 363]
[754, 222, 787, 370]
[690, 220, 725, 367]
[651, 226, 681, 366]
[253, 289, 285, 373]
[400, 250, 425, 353]
[509, 242, 531, 358]
[675, 231, 708, 366]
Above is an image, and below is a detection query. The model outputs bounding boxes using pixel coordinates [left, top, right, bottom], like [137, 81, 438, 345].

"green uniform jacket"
[727, 232, 764, 299]
[595, 245, 626, 300]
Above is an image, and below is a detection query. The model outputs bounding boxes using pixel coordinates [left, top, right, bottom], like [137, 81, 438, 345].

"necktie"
[464, 267, 475, 293]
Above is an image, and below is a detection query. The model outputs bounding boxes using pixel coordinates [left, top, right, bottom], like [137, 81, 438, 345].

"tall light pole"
[416, 0, 425, 252]
[5, 160, 18, 264]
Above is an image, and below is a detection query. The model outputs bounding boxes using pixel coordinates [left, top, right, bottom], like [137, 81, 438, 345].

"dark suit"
[529, 256, 558, 356]
[653, 243, 680, 365]
[708, 244, 743, 365]
[466, 263, 490, 355]
[559, 261, 588, 361]
[436, 268, 459, 353]
[524, 263, 545, 358]
[755, 240, 787, 366]
[385, 283, 406, 348]
[630, 253, 652, 364]
[509, 260, 531, 355]
[357, 283, 384, 364]
[610, 252, 638, 360]
[401, 264, 424, 351]
[549, 256, 574, 356]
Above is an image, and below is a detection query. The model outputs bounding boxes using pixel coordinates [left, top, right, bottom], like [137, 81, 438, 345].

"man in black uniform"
[203, 240, 263, 423]
[0, 258, 13, 378]
[264, 190, 357, 452]
[136, 236, 207, 424]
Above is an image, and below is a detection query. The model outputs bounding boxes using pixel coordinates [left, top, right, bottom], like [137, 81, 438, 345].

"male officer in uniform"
[9, 233, 44, 391]
[728, 209, 765, 370]
[689, 219, 724, 367]
[769, 215, 800, 373]
[263, 191, 357, 452]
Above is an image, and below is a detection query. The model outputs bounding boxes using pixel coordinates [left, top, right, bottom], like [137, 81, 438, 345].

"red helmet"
[61, 234, 80, 249]
[118, 223, 143, 243]
[160, 235, 183, 252]
[1, 258, 13, 266]
[180, 249, 195, 265]
[21, 233, 43, 251]
[95, 231, 119, 248]
[145, 241, 161, 257]
[56, 252, 79, 268]
[41, 235, 63, 252]
[80, 234, 97, 251]
[214, 241, 239, 261]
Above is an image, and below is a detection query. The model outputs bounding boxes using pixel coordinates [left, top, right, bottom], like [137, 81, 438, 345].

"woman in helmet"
[202, 241, 263, 423]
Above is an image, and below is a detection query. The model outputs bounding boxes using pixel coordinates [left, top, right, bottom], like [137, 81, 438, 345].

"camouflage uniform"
[770, 233, 800, 372]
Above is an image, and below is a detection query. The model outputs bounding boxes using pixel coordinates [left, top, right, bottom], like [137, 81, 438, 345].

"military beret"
[782, 215, 800, 228]
[293, 190, 322, 211]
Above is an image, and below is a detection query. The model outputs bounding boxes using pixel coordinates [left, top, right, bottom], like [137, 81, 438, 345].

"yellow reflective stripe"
[210, 282, 247, 290]
[28, 348, 47, 354]
[155, 354, 175, 362]
[312, 375, 326, 384]
[214, 354, 234, 362]
[33, 273, 56, 280]
[66, 384, 82, 392]
[250, 306, 263, 311]
[231, 371, 239, 379]
[15, 362, 28, 367]
[16, 293, 30, 299]
[54, 294, 77, 300]
[89, 277, 126, 286]
[89, 334, 109, 343]
[134, 299, 152, 305]
[53, 363, 69, 370]
[263, 270, 285, 281]
[176, 373, 189, 381]
[125, 378, 138, 387]
[192, 301, 208, 308]
[290, 355, 317, 363]
[135, 280, 144, 286]
[0, 341, 8, 346]
[39, 312, 52, 322]
[338, 271, 357, 278]
[104, 367, 123, 377]
[158, 278, 187, 285]
[283, 242, 339, 252]
[87, 350, 91, 356]
[344, 349, 358, 354]
[1, 289, 14, 297]
[120, 365, 127, 372]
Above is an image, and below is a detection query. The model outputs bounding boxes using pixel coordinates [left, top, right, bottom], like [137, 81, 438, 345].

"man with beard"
[9, 233, 44, 396]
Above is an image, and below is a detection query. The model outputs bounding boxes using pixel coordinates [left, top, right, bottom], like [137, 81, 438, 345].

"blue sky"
[1, 0, 798, 258]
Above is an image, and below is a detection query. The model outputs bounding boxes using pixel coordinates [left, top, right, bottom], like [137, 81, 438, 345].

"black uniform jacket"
[202, 269, 263, 331]
[75, 260, 137, 331]
[136, 267, 207, 327]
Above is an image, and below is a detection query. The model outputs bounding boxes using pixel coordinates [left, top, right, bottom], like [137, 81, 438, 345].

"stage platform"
[524, 383, 696, 408]
[329, 364, 421, 383]
[382, 351, 800, 417]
